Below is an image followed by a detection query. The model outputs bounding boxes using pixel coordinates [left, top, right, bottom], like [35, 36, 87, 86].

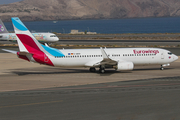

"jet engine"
[116, 61, 134, 71]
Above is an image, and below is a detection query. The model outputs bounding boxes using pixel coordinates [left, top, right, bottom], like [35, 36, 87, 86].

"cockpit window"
[50, 35, 57, 37]
[168, 52, 172, 55]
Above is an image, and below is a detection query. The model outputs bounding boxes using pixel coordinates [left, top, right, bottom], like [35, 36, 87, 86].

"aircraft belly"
[52, 58, 88, 67]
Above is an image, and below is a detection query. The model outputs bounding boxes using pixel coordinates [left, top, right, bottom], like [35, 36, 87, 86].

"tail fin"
[0, 19, 9, 33]
[11, 17, 45, 54]
[11, 17, 64, 66]
[11, 17, 64, 57]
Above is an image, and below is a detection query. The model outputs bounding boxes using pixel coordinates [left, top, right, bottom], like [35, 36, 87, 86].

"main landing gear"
[99, 68, 105, 73]
[99, 66, 105, 73]
[89, 67, 96, 72]
[89, 66, 106, 73]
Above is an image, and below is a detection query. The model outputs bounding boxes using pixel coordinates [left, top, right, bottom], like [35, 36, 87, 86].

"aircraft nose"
[54, 37, 59, 42]
[174, 55, 178, 61]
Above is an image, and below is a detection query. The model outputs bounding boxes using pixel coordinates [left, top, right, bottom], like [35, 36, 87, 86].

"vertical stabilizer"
[0, 19, 9, 33]
[11, 17, 45, 53]
[11, 17, 54, 66]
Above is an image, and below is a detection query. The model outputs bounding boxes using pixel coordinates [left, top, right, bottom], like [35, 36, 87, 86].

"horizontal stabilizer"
[45, 43, 49, 47]
[18, 52, 33, 56]
[2, 49, 17, 54]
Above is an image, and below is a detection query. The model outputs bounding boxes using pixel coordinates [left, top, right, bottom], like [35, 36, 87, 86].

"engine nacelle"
[116, 61, 134, 71]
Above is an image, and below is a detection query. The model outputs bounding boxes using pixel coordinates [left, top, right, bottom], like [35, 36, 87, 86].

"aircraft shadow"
[133, 67, 174, 71]
[10, 67, 174, 76]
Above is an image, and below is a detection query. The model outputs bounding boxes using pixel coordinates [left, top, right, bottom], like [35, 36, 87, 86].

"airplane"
[0, 19, 59, 43]
[2, 17, 179, 73]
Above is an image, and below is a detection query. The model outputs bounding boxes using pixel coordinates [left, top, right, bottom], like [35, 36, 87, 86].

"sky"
[0, 0, 22, 5]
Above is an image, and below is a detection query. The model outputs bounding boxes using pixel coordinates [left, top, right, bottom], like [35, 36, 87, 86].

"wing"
[85, 48, 118, 67]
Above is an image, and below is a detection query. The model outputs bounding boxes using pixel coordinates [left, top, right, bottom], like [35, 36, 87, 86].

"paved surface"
[0, 80, 180, 120]
[58, 34, 180, 38]
[0, 50, 180, 119]
[1, 39, 180, 46]
[57, 40, 180, 46]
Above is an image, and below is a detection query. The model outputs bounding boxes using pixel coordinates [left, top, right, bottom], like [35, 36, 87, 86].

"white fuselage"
[0, 33, 59, 43]
[46, 48, 178, 68]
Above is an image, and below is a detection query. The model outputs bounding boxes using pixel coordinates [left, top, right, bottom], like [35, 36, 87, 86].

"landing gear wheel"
[160, 65, 164, 70]
[89, 67, 96, 72]
[160, 67, 164, 70]
[99, 68, 105, 73]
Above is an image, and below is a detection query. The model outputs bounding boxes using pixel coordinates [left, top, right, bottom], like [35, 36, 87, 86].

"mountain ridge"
[0, 0, 180, 21]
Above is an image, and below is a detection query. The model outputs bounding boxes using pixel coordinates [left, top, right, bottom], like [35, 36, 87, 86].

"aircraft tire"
[160, 67, 164, 70]
[99, 68, 105, 73]
[160, 65, 164, 70]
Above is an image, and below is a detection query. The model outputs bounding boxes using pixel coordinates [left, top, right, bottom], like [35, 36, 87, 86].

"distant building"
[70, 30, 97, 35]
[70, 30, 85, 35]
[87, 32, 97, 35]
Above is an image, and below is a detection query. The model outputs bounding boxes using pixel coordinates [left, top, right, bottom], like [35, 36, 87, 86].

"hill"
[1, 0, 180, 21]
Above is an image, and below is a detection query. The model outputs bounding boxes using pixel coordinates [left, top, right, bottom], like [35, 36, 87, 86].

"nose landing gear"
[160, 65, 164, 70]
[160, 64, 170, 70]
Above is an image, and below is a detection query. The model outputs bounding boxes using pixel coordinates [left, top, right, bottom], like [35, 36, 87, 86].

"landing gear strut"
[99, 66, 105, 73]
[160, 65, 164, 70]
[89, 67, 96, 72]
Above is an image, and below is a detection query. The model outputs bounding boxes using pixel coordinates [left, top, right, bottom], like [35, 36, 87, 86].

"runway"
[57, 40, 180, 46]
[0, 80, 180, 120]
[0, 52, 180, 120]
[1, 39, 180, 46]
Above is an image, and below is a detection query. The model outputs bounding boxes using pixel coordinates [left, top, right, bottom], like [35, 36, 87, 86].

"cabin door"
[161, 51, 164, 59]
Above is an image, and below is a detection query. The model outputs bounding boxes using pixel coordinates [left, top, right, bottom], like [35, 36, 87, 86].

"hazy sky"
[0, 0, 22, 5]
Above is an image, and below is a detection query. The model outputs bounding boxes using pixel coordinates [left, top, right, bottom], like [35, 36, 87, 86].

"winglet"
[100, 47, 109, 59]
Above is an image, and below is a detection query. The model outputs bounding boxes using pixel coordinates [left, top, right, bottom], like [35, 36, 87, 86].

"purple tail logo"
[0, 24, 4, 32]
